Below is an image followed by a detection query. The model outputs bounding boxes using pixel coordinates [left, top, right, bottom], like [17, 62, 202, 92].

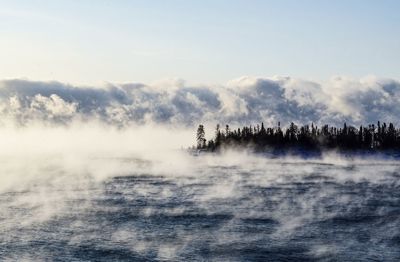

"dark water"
[1, 155, 400, 261]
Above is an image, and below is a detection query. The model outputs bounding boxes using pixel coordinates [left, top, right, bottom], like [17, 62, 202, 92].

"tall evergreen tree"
[196, 124, 206, 149]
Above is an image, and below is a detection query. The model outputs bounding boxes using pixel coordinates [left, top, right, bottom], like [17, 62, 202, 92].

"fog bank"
[1, 76, 400, 127]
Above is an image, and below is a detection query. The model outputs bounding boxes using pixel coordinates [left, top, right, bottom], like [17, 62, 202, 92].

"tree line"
[195, 122, 400, 151]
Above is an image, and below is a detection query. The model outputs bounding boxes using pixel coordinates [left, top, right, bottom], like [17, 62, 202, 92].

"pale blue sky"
[0, 0, 399, 85]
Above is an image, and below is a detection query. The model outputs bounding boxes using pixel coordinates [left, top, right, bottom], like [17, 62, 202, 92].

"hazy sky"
[0, 0, 399, 85]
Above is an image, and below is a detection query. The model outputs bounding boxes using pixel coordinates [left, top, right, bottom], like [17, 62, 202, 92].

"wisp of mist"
[0, 124, 399, 261]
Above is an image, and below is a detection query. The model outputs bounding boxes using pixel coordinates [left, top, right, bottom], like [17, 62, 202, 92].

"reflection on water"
[0, 155, 400, 261]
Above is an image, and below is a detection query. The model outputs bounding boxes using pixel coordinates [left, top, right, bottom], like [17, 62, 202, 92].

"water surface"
[0, 154, 399, 261]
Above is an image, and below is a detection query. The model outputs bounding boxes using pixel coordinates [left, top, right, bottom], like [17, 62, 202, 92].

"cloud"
[0, 76, 399, 127]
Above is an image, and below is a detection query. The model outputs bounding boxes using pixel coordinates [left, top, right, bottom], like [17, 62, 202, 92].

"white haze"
[0, 124, 194, 191]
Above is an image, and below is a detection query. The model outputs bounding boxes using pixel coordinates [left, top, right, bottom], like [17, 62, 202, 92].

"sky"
[0, 0, 399, 85]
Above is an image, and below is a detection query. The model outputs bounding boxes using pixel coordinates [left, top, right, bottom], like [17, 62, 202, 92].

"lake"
[1, 152, 399, 261]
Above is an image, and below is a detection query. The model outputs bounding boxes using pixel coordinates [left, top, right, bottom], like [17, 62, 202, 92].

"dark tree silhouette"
[194, 122, 400, 152]
[196, 124, 206, 149]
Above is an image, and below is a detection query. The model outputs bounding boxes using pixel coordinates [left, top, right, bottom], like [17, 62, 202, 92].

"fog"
[0, 123, 194, 189]
[0, 123, 399, 260]
[1, 76, 400, 128]
[1, 75, 400, 259]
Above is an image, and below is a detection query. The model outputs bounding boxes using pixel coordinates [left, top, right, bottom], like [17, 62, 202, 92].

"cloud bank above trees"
[0, 76, 399, 127]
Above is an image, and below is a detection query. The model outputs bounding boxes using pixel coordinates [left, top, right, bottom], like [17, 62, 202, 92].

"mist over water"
[0, 127, 399, 261]
[2, 0, 400, 258]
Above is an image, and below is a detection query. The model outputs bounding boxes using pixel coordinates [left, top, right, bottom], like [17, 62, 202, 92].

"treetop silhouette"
[194, 122, 400, 151]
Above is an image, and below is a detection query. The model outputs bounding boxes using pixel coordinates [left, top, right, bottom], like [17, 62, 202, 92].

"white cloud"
[0, 76, 399, 127]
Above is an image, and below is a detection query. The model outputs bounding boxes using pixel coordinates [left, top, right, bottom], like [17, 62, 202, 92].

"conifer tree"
[196, 124, 206, 149]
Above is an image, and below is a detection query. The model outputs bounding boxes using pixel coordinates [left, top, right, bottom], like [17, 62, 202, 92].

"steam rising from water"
[0, 127, 399, 260]
[1, 73, 400, 259]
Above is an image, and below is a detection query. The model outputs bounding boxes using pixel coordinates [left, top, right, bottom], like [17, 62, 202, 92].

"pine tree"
[196, 124, 206, 149]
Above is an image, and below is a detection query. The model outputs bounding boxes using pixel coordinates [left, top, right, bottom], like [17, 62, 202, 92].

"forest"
[195, 122, 400, 152]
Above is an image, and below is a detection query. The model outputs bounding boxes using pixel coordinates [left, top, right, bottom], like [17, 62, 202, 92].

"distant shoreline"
[192, 122, 400, 157]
